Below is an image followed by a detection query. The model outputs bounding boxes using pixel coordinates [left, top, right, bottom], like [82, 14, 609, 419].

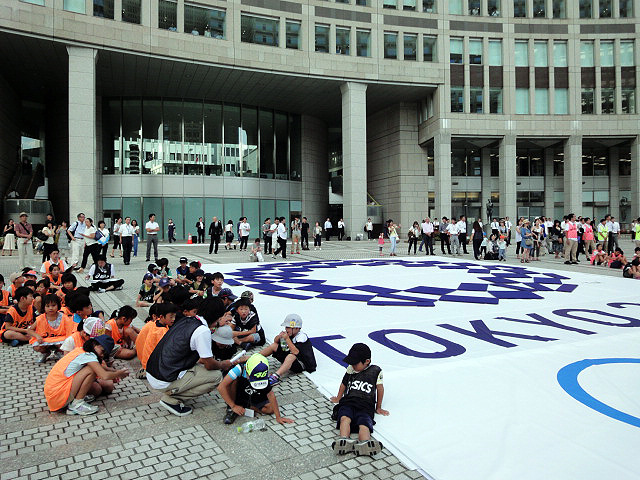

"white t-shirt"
[277, 223, 288, 240]
[456, 221, 467, 234]
[447, 223, 458, 235]
[338, 221, 345, 229]
[491, 221, 499, 230]
[88, 263, 116, 280]
[611, 222, 620, 234]
[269, 223, 278, 234]
[84, 226, 98, 246]
[366, 221, 373, 231]
[146, 221, 159, 235]
[240, 222, 250, 237]
[64, 352, 99, 377]
[324, 221, 332, 230]
[119, 223, 135, 237]
[147, 317, 213, 390]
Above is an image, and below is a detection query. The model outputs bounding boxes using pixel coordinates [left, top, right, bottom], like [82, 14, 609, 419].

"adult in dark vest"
[146, 296, 233, 416]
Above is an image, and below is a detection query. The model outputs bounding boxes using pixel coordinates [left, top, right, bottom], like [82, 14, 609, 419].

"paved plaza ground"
[0, 236, 634, 480]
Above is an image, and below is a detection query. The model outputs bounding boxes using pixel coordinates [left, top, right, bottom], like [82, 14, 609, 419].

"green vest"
[635, 223, 640, 241]
[597, 225, 608, 241]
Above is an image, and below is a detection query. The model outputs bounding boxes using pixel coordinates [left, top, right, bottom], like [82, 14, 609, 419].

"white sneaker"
[66, 400, 99, 415]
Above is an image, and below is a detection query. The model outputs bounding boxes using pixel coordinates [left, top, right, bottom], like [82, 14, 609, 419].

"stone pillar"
[544, 148, 555, 219]
[434, 131, 451, 220]
[481, 148, 491, 224]
[631, 136, 640, 219]
[340, 82, 368, 238]
[301, 115, 329, 226]
[67, 46, 98, 220]
[499, 134, 517, 222]
[564, 135, 583, 215]
[609, 146, 620, 219]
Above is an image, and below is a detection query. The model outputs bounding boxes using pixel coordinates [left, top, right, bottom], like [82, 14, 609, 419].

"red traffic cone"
[187, 233, 193, 244]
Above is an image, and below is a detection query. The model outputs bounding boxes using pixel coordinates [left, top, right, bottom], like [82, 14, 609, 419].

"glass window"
[223, 105, 240, 177]
[185, 5, 225, 38]
[516, 88, 529, 114]
[383, 0, 397, 8]
[470, 88, 483, 113]
[158, 0, 177, 30]
[450, 38, 463, 64]
[22, 0, 45, 5]
[403, 0, 417, 10]
[488, 40, 502, 66]
[64, 0, 85, 13]
[451, 87, 464, 112]
[599, 0, 612, 17]
[384, 32, 398, 59]
[121, 0, 141, 24]
[533, 0, 545, 16]
[404, 34, 417, 60]
[204, 102, 222, 176]
[620, 152, 631, 175]
[183, 102, 203, 176]
[469, 0, 480, 15]
[356, 0, 368, 5]
[601, 88, 615, 114]
[535, 88, 549, 114]
[489, 88, 503, 113]
[620, 0, 633, 17]
[275, 112, 288, 180]
[286, 21, 300, 49]
[163, 100, 183, 175]
[423, 35, 437, 61]
[451, 149, 466, 175]
[534, 41, 547, 66]
[488, 0, 500, 16]
[240, 106, 258, 178]
[514, 0, 526, 17]
[597, 41, 614, 68]
[515, 41, 528, 66]
[553, 0, 566, 17]
[423, 0, 436, 13]
[449, 0, 462, 14]
[142, 100, 162, 175]
[581, 88, 594, 114]
[289, 115, 301, 181]
[620, 41, 635, 66]
[554, 88, 568, 114]
[315, 24, 330, 53]
[580, 41, 594, 67]
[580, 0, 592, 18]
[102, 99, 121, 174]
[241, 15, 279, 46]
[122, 99, 141, 174]
[469, 39, 482, 64]
[336, 27, 350, 55]
[357, 30, 371, 57]
[553, 41, 567, 67]
[259, 109, 274, 179]
[622, 89, 636, 114]
[94, 0, 114, 19]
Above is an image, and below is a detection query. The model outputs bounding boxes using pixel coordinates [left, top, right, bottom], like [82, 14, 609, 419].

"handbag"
[525, 238, 533, 246]
[36, 230, 48, 241]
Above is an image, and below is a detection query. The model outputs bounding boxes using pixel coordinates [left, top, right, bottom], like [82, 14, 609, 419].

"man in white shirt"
[456, 216, 468, 254]
[145, 213, 160, 263]
[422, 218, 435, 255]
[324, 218, 332, 241]
[119, 216, 135, 265]
[67, 213, 86, 270]
[609, 216, 620, 253]
[146, 310, 233, 417]
[366, 218, 373, 240]
[504, 217, 513, 246]
[40, 248, 68, 277]
[270, 218, 279, 254]
[490, 218, 500, 237]
[196, 217, 205, 244]
[273, 216, 288, 259]
[447, 220, 460, 255]
[239, 217, 251, 251]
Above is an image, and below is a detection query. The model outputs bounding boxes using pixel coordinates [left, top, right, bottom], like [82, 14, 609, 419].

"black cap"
[179, 257, 188, 263]
[343, 343, 371, 365]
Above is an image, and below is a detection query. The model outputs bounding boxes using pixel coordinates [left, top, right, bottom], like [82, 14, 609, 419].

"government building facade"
[1, 0, 639, 238]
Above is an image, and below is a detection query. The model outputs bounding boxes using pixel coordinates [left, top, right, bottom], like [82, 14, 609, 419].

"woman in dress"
[56, 221, 70, 261]
[41, 221, 57, 262]
[2, 219, 16, 256]
[520, 220, 533, 263]
[225, 220, 235, 249]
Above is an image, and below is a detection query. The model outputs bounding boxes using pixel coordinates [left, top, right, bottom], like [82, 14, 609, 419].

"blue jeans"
[133, 235, 138, 256]
[390, 236, 397, 254]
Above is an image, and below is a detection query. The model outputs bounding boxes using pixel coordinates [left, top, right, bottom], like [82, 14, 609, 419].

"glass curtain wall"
[103, 99, 300, 180]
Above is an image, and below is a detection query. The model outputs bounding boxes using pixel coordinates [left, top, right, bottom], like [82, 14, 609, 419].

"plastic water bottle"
[237, 418, 266, 433]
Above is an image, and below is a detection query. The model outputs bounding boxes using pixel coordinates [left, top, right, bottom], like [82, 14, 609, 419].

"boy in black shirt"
[260, 314, 317, 386]
[175, 257, 190, 285]
[211, 325, 238, 374]
[330, 343, 388, 456]
[231, 298, 265, 349]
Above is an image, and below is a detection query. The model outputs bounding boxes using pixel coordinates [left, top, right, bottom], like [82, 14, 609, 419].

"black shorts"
[235, 377, 270, 410]
[274, 351, 305, 373]
[336, 405, 375, 434]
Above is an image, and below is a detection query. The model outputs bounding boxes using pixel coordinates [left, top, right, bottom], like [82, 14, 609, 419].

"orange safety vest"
[47, 274, 62, 287]
[67, 331, 85, 350]
[106, 319, 125, 346]
[566, 222, 578, 240]
[42, 260, 65, 276]
[0, 290, 9, 307]
[29, 313, 75, 344]
[137, 321, 168, 369]
[44, 347, 88, 411]
[1, 305, 34, 338]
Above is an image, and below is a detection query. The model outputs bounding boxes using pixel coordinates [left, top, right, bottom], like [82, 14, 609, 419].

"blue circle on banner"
[557, 358, 640, 428]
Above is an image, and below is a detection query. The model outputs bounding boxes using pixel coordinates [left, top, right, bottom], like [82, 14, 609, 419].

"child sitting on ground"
[330, 343, 389, 457]
[105, 305, 139, 359]
[231, 297, 266, 349]
[591, 244, 608, 266]
[60, 317, 106, 354]
[0, 274, 10, 320]
[175, 257, 190, 285]
[46, 264, 63, 291]
[260, 314, 317, 386]
[137, 273, 156, 307]
[28, 294, 75, 363]
[217, 353, 294, 425]
[608, 248, 628, 269]
[57, 273, 77, 308]
[0, 287, 37, 346]
[250, 238, 264, 262]
[189, 269, 206, 298]
[153, 278, 172, 303]
[136, 303, 178, 377]
[211, 325, 238, 374]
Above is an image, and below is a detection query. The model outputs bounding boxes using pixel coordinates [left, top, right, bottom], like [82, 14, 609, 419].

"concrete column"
[631, 136, 640, 218]
[481, 148, 492, 223]
[544, 148, 555, 219]
[341, 82, 367, 238]
[499, 134, 517, 222]
[67, 46, 98, 220]
[434, 131, 451, 220]
[564, 135, 583, 215]
[114, 0, 122, 21]
[609, 146, 620, 219]
[177, 0, 184, 32]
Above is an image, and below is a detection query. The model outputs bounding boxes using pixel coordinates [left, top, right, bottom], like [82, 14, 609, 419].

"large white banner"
[204, 258, 640, 480]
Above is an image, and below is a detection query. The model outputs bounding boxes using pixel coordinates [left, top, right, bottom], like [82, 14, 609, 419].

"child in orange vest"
[28, 294, 76, 363]
[136, 302, 178, 376]
[44, 335, 129, 415]
[0, 274, 11, 320]
[47, 264, 63, 291]
[106, 305, 139, 360]
[60, 317, 106, 354]
[0, 286, 38, 346]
